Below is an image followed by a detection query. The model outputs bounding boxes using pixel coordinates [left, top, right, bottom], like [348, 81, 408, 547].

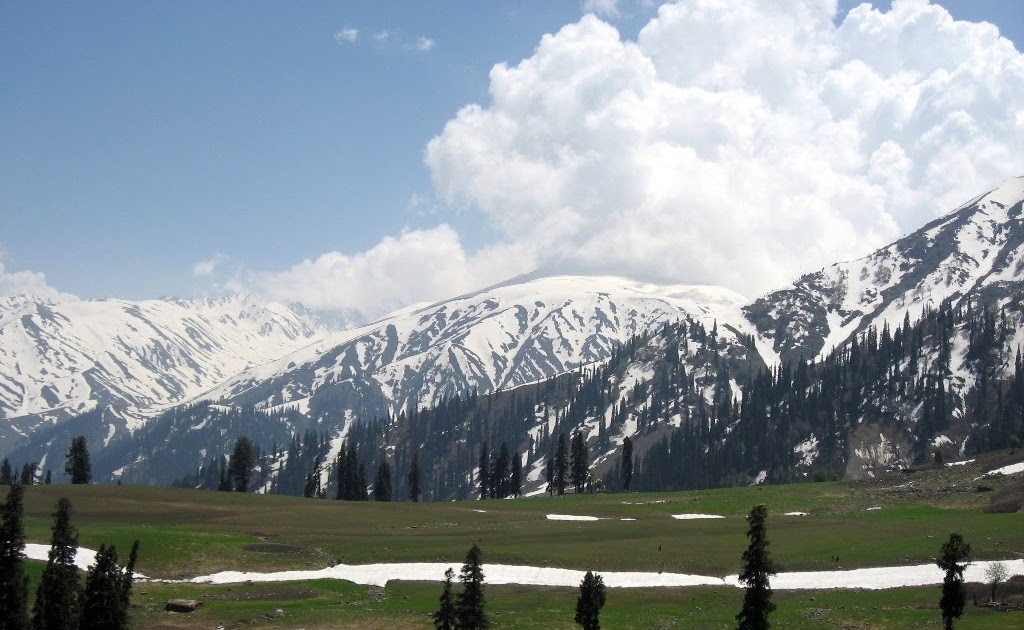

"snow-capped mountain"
[0, 294, 327, 451]
[202, 274, 754, 420]
[745, 177, 1024, 364]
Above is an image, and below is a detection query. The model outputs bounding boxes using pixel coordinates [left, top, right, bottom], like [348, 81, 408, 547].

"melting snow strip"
[24, 543, 1024, 591]
[189, 559, 1024, 590]
[671, 514, 724, 520]
[783, 512, 808, 516]
[547, 514, 602, 521]
[983, 461, 1024, 477]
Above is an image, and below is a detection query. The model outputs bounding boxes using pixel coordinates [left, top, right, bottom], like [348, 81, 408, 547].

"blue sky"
[1, 1, 1022, 314]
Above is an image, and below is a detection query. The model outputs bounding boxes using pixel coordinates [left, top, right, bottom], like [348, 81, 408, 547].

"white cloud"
[0, 260, 77, 303]
[245, 226, 531, 318]
[582, 0, 620, 17]
[373, 30, 390, 42]
[192, 254, 229, 278]
[424, 0, 1024, 298]
[415, 36, 436, 52]
[334, 27, 359, 44]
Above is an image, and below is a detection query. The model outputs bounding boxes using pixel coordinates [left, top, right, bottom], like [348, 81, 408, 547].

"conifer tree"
[545, 457, 554, 496]
[455, 544, 488, 629]
[492, 443, 510, 499]
[937, 533, 971, 630]
[64, 437, 91, 485]
[228, 437, 254, 492]
[81, 541, 138, 630]
[0, 460, 12, 486]
[622, 437, 633, 491]
[510, 452, 522, 498]
[0, 484, 30, 630]
[18, 465, 35, 487]
[356, 463, 368, 501]
[32, 498, 83, 630]
[554, 434, 568, 496]
[570, 431, 588, 493]
[409, 451, 422, 502]
[477, 443, 489, 500]
[374, 460, 393, 502]
[433, 567, 457, 630]
[736, 505, 775, 630]
[574, 570, 607, 630]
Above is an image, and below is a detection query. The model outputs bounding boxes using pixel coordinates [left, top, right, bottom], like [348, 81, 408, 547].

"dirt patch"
[242, 543, 306, 554]
[985, 477, 1024, 513]
[205, 586, 317, 602]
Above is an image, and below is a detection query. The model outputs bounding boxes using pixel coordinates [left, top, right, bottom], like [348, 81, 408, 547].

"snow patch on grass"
[547, 514, 602, 521]
[671, 514, 724, 520]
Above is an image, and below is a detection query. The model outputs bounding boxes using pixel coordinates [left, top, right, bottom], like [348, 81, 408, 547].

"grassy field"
[15, 451, 1024, 629]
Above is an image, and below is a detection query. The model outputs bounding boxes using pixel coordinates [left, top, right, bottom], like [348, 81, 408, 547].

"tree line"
[0, 484, 138, 630]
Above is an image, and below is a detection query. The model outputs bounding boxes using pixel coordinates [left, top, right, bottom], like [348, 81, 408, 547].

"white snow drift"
[24, 542, 1024, 591]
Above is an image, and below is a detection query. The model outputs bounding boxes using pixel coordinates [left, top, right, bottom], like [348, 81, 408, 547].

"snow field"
[24, 542, 1024, 591]
[187, 559, 1024, 591]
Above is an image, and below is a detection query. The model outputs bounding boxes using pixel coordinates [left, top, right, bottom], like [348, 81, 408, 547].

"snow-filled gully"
[25, 544, 1024, 591]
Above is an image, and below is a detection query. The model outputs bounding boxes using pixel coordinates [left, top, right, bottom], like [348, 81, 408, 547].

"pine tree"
[0, 484, 30, 630]
[455, 544, 488, 629]
[228, 437, 255, 492]
[570, 431, 588, 493]
[0, 460, 12, 486]
[64, 437, 90, 485]
[622, 437, 633, 491]
[433, 567, 457, 630]
[32, 498, 83, 630]
[509, 452, 522, 498]
[409, 451, 422, 502]
[574, 570, 607, 630]
[736, 505, 775, 630]
[492, 443, 510, 499]
[18, 465, 34, 487]
[937, 533, 970, 630]
[478, 443, 490, 500]
[81, 542, 138, 630]
[374, 460, 393, 502]
[554, 434, 568, 496]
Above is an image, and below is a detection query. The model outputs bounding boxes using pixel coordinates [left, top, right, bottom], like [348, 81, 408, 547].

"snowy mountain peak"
[200, 274, 756, 422]
[745, 176, 1024, 364]
[0, 294, 327, 451]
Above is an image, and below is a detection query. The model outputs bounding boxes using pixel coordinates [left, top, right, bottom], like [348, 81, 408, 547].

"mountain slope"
[201, 275, 755, 420]
[0, 295, 326, 451]
[745, 177, 1024, 364]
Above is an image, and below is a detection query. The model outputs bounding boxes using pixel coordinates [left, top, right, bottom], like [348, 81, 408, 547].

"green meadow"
[14, 457, 1024, 629]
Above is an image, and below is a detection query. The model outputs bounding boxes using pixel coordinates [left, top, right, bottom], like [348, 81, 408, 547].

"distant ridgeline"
[8, 297, 1021, 500]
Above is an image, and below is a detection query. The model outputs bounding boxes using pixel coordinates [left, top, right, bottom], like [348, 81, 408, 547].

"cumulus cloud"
[424, 0, 1024, 297]
[334, 27, 359, 44]
[0, 260, 77, 303]
[245, 226, 531, 318]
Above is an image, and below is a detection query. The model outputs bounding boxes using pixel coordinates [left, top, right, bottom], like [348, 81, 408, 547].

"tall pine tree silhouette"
[736, 505, 775, 630]
[0, 484, 30, 630]
[455, 544, 488, 629]
[32, 498, 83, 630]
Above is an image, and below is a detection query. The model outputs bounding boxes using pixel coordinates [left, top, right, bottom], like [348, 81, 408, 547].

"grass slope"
[15, 451, 1024, 629]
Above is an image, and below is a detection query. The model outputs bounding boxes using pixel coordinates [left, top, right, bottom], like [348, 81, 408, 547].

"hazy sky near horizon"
[2, 0, 1022, 316]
